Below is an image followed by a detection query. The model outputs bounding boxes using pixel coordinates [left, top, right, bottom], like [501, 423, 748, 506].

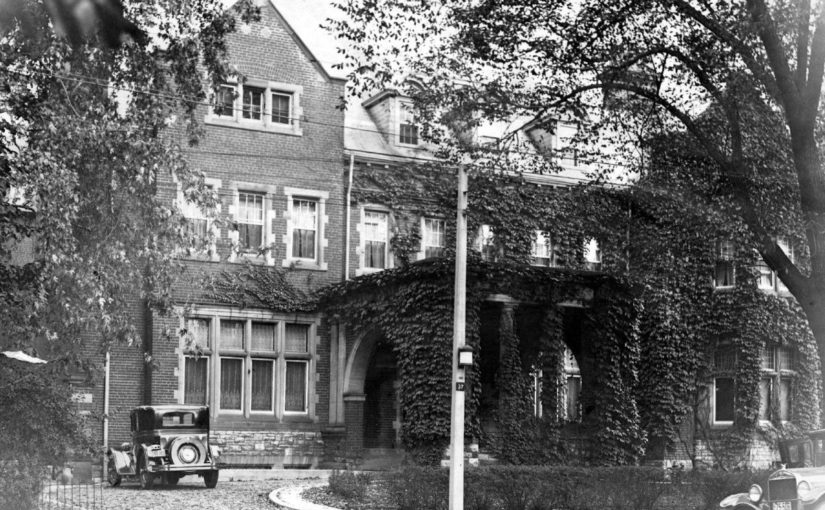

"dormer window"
[399, 102, 419, 146]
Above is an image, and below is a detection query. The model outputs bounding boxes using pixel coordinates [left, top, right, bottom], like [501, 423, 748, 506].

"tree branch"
[746, 0, 804, 113]
[665, 0, 781, 99]
[795, 0, 811, 89]
[804, 8, 825, 124]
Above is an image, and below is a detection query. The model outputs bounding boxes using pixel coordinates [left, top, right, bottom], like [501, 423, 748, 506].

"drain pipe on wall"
[103, 350, 110, 447]
[344, 154, 354, 281]
[102, 349, 110, 478]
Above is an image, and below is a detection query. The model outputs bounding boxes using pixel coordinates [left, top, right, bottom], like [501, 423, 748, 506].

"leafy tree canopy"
[0, 0, 258, 365]
[332, 0, 825, 403]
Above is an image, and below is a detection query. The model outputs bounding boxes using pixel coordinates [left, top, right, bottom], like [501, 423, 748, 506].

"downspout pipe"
[344, 154, 354, 281]
[102, 349, 110, 478]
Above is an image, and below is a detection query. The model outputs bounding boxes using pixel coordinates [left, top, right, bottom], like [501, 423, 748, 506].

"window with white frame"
[759, 345, 795, 422]
[584, 238, 602, 270]
[363, 210, 389, 270]
[712, 345, 737, 425]
[177, 182, 219, 258]
[532, 231, 560, 267]
[180, 314, 315, 418]
[291, 199, 317, 260]
[422, 217, 446, 259]
[207, 80, 302, 135]
[756, 238, 796, 293]
[554, 122, 578, 166]
[714, 240, 735, 289]
[235, 191, 264, 253]
[776, 238, 795, 293]
[474, 224, 497, 262]
[399, 101, 419, 146]
[283, 188, 327, 269]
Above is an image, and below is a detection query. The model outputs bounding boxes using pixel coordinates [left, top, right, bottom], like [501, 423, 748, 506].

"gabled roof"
[224, 0, 346, 81]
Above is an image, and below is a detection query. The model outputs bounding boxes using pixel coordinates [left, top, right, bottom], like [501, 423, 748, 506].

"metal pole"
[448, 165, 468, 510]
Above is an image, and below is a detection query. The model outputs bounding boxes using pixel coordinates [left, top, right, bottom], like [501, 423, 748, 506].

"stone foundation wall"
[210, 430, 324, 468]
[680, 435, 780, 470]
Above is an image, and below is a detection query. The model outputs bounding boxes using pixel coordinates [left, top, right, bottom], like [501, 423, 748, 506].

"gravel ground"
[101, 477, 287, 510]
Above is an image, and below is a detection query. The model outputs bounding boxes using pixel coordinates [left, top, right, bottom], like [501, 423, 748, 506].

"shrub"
[385, 464, 680, 510]
[385, 466, 449, 510]
[328, 470, 372, 501]
[0, 361, 95, 510]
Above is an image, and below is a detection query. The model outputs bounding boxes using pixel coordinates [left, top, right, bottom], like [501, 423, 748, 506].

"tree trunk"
[796, 280, 825, 423]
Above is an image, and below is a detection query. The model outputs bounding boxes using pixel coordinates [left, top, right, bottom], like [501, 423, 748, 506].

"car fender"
[107, 448, 135, 475]
[719, 492, 766, 510]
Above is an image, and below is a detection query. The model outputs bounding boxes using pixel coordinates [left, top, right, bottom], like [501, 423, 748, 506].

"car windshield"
[157, 410, 208, 429]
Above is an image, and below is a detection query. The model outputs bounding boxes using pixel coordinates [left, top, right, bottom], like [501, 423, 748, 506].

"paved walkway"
[95, 469, 336, 510]
[269, 480, 339, 510]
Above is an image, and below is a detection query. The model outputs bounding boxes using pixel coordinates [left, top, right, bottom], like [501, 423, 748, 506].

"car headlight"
[798, 480, 812, 500]
[748, 484, 763, 503]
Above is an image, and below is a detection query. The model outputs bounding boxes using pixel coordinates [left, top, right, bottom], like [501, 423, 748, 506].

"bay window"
[180, 312, 316, 419]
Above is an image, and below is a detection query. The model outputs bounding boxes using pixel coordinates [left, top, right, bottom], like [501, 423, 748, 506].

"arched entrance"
[363, 344, 399, 448]
[342, 331, 401, 456]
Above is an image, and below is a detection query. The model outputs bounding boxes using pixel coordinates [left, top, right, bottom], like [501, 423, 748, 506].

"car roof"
[133, 405, 209, 412]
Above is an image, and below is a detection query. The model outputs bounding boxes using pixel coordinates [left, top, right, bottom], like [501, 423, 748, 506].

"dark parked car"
[719, 430, 825, 510]
[106, 405, 220, 489]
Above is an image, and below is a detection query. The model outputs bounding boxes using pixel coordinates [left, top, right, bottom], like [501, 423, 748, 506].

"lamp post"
[449, 165, 469, 510]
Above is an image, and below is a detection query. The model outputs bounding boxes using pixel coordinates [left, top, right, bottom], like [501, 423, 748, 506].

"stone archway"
[341, 330, 400, 453]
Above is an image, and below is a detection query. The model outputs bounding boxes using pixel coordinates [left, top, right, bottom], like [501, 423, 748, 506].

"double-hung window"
[183, 318, 211, 405]
[399, 102, 419, 146]
[712, 346, 737, 425]
[181, 313, 315, 419]
[241, 86, 265, 120]
[714, 240, 735, 289]
[474, 225, 497, 262]
[532, 231, 560, 267]
[292, 199, 317, 260]
[208, 80, 302, 135]
[283, 188, 327, 270]
[363, 210, 389, 269]
[759, 345, 795, 422]
[422, 218, 446, 259]
[284, 324, 310, 414]
[236, 191, 264, 253]
[756, 237, 795, 292]
[271, 93, 291, 125]
[584, 238, 602, 271]
[178, 184, 218, 257]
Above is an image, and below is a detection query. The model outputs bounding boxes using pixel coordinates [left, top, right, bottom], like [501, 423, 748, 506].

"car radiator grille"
[769, 477, 797, 502]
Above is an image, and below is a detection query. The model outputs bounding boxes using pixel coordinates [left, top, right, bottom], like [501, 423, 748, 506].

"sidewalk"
[269, 480, 340, 510]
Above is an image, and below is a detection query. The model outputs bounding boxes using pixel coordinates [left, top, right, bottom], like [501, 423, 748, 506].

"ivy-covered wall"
[208, 161, 821, 467]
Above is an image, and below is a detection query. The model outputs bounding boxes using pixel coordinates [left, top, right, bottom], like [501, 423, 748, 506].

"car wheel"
[203, 470, 219, 489]
[138, 465, 154, 490]
[107, 461, 121, 487]
[165, 473, 180, 486]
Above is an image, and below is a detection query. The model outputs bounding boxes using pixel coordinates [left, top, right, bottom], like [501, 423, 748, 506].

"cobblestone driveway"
[102, 478, 283, 510]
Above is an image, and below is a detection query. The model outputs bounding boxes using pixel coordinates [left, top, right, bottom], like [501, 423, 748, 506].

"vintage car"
[719, 430, 825, 510]
[106, 405, 220, 489]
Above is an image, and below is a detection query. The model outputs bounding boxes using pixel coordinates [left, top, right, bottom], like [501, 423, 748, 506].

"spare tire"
[169, 437, 207, 466]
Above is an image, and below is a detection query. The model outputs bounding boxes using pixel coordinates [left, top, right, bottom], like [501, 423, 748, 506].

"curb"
[269, 481, 340, 510]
